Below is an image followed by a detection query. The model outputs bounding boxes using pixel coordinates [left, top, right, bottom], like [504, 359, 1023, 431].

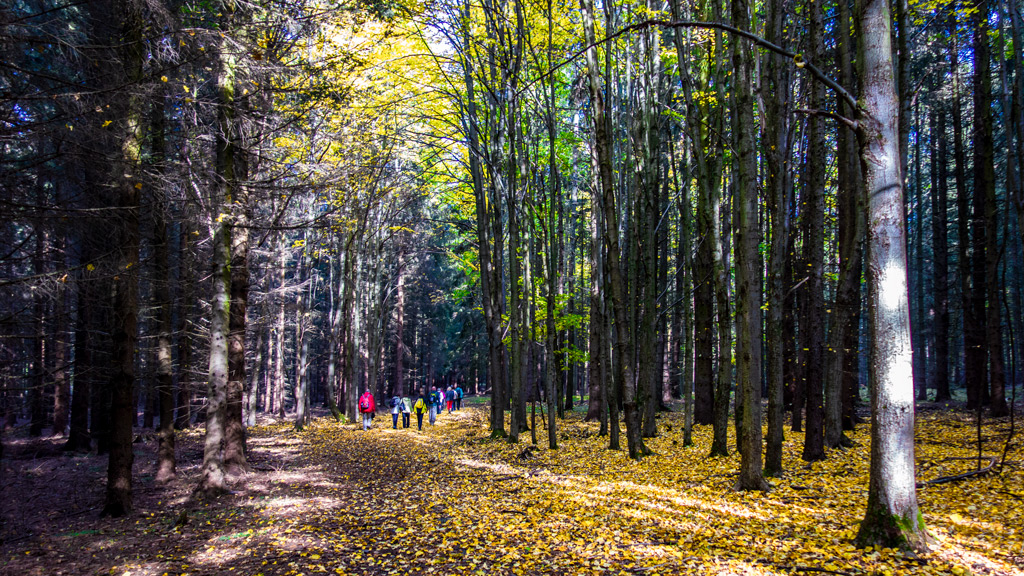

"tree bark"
[196, 1, 237, 497]
[854, 0, 929, 551]
[800, 0, 826, 462]
[102, 0, 145, 517]
[976, 0, 1007, 417]
[931, 102, 950, 402]
[762, 0, 790, 476]
[732, 0, 767, 491]
[224, 113, 251, 473]
[151, 93, 176, 485]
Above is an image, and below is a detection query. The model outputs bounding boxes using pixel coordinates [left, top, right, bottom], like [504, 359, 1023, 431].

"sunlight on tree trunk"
[854, 0, 930, 552]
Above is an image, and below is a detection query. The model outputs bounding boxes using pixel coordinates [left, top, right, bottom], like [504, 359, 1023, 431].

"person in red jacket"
[358, 388, 376, 430]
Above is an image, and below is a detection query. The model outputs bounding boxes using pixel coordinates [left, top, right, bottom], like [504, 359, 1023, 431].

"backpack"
[414, 398, 426, 414]
[430, 391, 439, 406]
[360, 395, 371, 411]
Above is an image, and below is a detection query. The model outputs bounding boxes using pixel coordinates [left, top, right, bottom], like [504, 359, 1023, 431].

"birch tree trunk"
[854, 0, 929, 551]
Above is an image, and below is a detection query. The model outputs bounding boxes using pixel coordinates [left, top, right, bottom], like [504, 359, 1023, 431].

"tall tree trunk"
[762, 0, 790, 475]
[545, 5, 559, 450]
[732, 0, 767, 491]
[977, 0, 1008, 416]
[582, 0, 641, 457]
[639, 19, 662, 440]
[66, 274, 93, 451]
[393, 248, 406, 397]
[175, 219, 195, 430]
[853, 0, 929, 551]
[1011, 0, 1024, 271]
[30, 213, 47, 437]
[585, 201, 605, 423]
[460, 0, 505, 436]
[274, 238, 288, 418]
[196, 1, 237, 497]
[970, 4, 993, 409]
[932, 103, 951, 402]
[949, 11, 981, 410]
[224, 118, 251, 473]
[708, 0, 731, 458]
[913, 102, 928, 402]
[294, 255, 309, 431]
[800, 0, 826, 462]
[151, 93, 176, 485]
[668, 1, 714, 426]
[52, 291, 70, 436]
[249, 323, 263, 426]
[825, 0, 865, 446]
[102, 0, 144, 517]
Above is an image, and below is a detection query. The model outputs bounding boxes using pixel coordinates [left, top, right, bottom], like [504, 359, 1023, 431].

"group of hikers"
[357, 384, 465, 431]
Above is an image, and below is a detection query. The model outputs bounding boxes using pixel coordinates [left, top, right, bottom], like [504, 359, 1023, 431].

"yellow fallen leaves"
[35, 406, 1020, 576]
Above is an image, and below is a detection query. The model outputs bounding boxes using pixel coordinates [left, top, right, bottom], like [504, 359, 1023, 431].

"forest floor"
[2, 402, 1023, 576]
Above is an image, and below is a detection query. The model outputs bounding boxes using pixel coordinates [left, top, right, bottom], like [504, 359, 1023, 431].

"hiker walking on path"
[390, 394, 402, 429]
[358, 388, 375, 431]
[446, 386, 455, 413]
[401, 394, 412, 429]
[428, 386, 440, 425]
[414, 393, 427, 430]
[455, 384, 463, 411]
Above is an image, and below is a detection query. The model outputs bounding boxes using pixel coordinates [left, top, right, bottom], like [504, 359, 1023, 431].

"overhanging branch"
[522, 19, 859, 115]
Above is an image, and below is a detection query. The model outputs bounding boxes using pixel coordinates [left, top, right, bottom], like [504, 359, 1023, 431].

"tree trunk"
[708, 4, 730, 458]
[151, 94, 176, 485]
[969, 5, 992, 410]
[581, 0, 638, 456]
[800, 0, 827, 462]
[175, 219, 195, 430]
[393, 249, 406, 397]
[102, 0, 144, 517]
[732, 0, 767, 491]
[854, 0, 930, 551]
[762, 0, 790, 475]
[545, 9, 559, 450]
[1011, 0, 1024, 276]
[294, 256, 309, 431]
[224, 121, 251, 473]
[948, 11, 980, 410]
[976, 0, 1007, 416]
[196, 2, 237, 497]
[275, 238, 288, 418]
[825, 0, 865, 446]
[30, 216, 47, 437]
[931, 103, 950, 402]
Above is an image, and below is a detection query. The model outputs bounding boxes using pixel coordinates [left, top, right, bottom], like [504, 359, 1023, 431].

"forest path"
[2, 406, 1023, 575]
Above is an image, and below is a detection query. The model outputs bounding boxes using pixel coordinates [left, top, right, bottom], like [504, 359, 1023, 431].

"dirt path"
[3, 407, 1023, 576]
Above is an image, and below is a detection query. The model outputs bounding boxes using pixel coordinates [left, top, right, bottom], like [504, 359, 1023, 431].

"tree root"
[917, 456, 997, 487]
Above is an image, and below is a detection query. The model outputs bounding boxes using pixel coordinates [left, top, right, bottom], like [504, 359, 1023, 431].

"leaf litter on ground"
[2, 404, 1022, 576]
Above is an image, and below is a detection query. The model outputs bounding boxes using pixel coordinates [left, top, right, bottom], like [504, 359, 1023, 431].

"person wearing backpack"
[455, 384, 464, 411]
[428, 386, 439, 425]
[413, 394, 427, 430]
[358, 388, 376, 431]
[389, 395, 402, 429]
[401, 394, 412, 429]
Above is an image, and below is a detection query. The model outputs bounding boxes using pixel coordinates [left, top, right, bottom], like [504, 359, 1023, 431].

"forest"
[2, 0, 1023, 573]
